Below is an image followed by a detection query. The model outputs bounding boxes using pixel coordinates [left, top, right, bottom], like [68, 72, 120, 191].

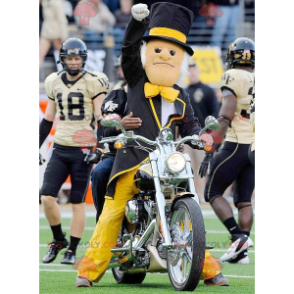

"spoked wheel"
[167, 198, 205, 291]
[112, 217, 146, 284]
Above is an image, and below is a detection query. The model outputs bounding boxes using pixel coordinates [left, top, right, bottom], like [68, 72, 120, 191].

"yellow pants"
[77, 170, 220, 282]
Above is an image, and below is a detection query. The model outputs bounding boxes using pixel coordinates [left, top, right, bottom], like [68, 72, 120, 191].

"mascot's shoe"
[220, 234, 253, 263]
[75, 276, 92, 287]
[42, 236, 69, 263]
[61, 250, 76, 265]
[204, 273, 230, 286]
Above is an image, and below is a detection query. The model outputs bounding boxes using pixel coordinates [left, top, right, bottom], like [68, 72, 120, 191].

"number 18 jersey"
[44, 71, 109, 147]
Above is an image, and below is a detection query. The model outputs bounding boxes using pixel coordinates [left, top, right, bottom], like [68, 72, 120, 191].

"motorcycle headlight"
[166, 152, 186, 173]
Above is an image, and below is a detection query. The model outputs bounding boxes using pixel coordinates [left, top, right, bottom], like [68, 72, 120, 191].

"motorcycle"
[100, 115, 219, 291]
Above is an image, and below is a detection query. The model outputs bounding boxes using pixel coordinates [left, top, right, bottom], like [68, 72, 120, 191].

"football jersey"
[44, 71, 109, 147]
[220, 69, 255, 144]
[250, 94, 255, 151]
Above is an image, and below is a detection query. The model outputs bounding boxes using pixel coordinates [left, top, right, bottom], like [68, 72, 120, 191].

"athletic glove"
[84, 149, 102, 164]
[39, 153, 45, 166]
[198, 153, 213, 178]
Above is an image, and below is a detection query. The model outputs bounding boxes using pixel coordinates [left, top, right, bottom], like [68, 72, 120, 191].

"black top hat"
[143, 2, 194, 56]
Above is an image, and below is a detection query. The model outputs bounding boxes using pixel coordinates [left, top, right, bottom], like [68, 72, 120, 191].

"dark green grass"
[39, 210, 255, 293]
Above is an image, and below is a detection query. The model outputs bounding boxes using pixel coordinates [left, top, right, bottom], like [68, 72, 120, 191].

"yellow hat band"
[149, 27, 187, 43]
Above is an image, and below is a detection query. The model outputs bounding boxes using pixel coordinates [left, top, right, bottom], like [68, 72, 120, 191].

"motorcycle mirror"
[205, 116, 220, 131]
[199, 116, 220, 136]
[159, 128, 174, 142]
[101, 114, 122, 127]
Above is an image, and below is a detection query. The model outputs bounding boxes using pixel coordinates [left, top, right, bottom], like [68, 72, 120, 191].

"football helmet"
[59, 38, 87, 76]
[226, 37, 255, 70]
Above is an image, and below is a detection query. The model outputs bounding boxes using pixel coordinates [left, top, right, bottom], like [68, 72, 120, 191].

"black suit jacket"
[106, 17, 201, 198]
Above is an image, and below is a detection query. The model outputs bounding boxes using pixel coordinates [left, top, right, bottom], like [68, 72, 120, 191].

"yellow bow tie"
[144, 82, 179, 103]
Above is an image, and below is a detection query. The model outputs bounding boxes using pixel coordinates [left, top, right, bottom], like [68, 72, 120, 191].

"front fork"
[150, 153, 200, 249]
[150, 158, 172, 249]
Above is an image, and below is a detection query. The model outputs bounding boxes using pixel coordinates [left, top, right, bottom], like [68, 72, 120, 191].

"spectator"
[77, 0, 116, 35]
[39, 0, 68, 70]
[183, 59, 220, 202]
[103, 0, 120, 13]
[114, 0, 132, 30]
[64, 0, 79, 25]
[112, 55, 127, 90]
[185, 60, 219, 127]
[210, 0, 240, 49]
[39, 0, 43, 35]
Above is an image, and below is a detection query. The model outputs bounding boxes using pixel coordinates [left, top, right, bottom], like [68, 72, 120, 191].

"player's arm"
[216, 92, 237, 142]
[198, 90, 237, 178]
[39, 99, 56, 148]
[85, 94, 106, 164]
[93, 93, 106, 152]
[207, 70, 239, 152]
[93, 93, 106, 123]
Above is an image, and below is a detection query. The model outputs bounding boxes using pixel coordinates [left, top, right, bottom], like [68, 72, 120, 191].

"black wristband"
[218, 115, 232, 127]
[39, 118, 53, 148]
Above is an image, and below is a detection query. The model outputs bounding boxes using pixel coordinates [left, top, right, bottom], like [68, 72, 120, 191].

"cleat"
[42, 236, 69, 264]
[220, 234, 253, 263]
[225, 250, 250, 264]
[61, 250, 76, 265]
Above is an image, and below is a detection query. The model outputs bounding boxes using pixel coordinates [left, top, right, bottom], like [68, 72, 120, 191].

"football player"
[249, 92, 255, 166]
[39, 38, 109, 264]
[198, 37, 255, 264]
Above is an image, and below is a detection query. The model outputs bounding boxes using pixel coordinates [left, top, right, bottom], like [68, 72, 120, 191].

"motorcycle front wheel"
[167, 198, 205, 291]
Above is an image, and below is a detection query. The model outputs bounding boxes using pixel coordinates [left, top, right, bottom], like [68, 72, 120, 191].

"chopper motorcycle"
[99, 115, 219, 291]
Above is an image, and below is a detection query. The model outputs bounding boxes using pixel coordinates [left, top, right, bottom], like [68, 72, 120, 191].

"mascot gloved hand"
[131, 4, 149, 21]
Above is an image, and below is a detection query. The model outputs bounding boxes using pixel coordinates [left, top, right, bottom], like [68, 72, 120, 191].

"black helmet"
[59, 38, 87, 76]
[226, 37, 255, 70]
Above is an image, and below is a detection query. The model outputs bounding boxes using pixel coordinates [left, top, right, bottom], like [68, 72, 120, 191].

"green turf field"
[39, 208, 255, 293]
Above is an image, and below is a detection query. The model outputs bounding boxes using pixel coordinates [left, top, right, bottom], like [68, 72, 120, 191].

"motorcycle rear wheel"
[112, 268, 146, 284]
[167, 198, 205, 291]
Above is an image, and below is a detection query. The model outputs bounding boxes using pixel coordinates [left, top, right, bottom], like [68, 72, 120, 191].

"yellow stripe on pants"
[77, 170, 139, 282]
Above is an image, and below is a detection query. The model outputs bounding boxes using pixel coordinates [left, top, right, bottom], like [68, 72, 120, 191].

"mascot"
[76, 2, 229, 287]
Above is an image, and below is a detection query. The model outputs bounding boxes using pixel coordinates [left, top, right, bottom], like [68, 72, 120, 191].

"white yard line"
[225, 275, 254, 279]
[40, 209, 254, 219]
[210, 249, 255, 253]
[39, 244, 255, 253]
[40, 269, 77, 272]
[39, 268, 254, 279]
[39, 263, 70, 267]
[38, 226, 254, 235]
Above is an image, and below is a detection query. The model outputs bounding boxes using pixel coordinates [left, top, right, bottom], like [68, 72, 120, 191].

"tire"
[112, 268, 146, 284]
[167, 198, 205, 291]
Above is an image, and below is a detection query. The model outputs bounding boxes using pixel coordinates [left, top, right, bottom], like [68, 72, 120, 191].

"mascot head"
[142, 3, 194, 86]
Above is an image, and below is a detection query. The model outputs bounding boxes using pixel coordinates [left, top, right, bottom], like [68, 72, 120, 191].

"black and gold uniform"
[204, 68, 255, 205]
[248, 92, 255, 166]
[198, 38, 256, 265]
[203, 36, 256, 208]
[41, 70, 109, 203]
[40, 38, 110, 266]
